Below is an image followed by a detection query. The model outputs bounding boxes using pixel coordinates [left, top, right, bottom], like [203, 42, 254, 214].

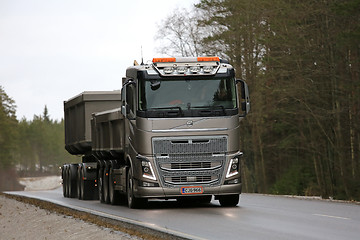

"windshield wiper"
[148, 106, 183, 117]
[191, 105, 226, 116]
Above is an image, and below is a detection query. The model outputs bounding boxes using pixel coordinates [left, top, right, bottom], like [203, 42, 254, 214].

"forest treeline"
[157, 0, 360, 200]
[0, 86, 76, 177]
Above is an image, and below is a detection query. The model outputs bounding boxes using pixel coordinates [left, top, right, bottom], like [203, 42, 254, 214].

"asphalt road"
[7, 188, 360, 240]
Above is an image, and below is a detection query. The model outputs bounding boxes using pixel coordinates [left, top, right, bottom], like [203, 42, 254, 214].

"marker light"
[197, 57, 220, 62]
[153, 57, 176, 63]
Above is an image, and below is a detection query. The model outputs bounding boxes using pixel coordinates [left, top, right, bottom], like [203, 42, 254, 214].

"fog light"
[142, 181, 157, 187]
[225, 178, 240, 185]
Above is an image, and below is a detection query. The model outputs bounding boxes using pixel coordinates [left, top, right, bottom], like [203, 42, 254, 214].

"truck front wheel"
[127, 167, 147, 209]
[218, 194, 239, 207]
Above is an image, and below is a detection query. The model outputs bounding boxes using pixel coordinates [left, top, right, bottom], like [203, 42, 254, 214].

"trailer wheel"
[77, 166, 83, 200]
[127, 167, 147, 209]
[218, 194, 239, 207]
[98, 167, 104, 203]
[62, 165, 67, 197]
[103, 167, 110, 204]
[66, 167, 70, 197]
[109, 166, 120, 205]
[69, 164, 78, 198]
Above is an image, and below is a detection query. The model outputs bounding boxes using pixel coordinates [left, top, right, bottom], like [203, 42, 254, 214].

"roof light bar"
[152, 57, 220, 63]
[151, 56, 222, 76]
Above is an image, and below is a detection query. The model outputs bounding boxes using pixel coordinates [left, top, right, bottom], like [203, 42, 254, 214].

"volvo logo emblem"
[186, 120, 193, 127]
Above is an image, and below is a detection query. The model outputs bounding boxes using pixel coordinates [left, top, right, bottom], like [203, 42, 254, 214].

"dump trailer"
[62, 56, 250, 208]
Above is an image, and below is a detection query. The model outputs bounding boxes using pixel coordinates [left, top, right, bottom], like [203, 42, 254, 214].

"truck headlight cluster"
[226, 153, 242, 178]
[141, 161, 157, 181]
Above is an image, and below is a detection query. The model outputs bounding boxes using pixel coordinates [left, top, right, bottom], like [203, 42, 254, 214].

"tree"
[0, 86, 18, 168]
[155, 7, 206, 57]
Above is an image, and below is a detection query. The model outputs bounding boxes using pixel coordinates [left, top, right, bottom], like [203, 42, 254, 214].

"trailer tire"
[62, 165, 67, 197]
[127, 167, 147, 209]
[218, 194, 239, 207]
[82, 180, 94, 200]
[109, 165, 120, 205]
[103, 167, 110, 204]
[77, 166, 83, 200]
[69, 164, 78, 198]
[66, 167, 70, 197]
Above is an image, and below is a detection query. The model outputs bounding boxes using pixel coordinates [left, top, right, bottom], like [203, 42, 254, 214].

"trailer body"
[62, 56, 250, 208]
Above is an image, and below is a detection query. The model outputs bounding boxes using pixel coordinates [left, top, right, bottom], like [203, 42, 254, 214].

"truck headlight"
[141, 161, 157, 181]
[226, 153, 242, 178]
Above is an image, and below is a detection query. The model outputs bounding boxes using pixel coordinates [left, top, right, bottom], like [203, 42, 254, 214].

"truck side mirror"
[236, 79, 250, 117]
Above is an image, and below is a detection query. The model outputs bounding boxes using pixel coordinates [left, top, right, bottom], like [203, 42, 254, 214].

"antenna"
[141, 46, 144, 65]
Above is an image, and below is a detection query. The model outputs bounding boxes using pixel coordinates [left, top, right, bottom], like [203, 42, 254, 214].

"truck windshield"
[138, 78, 238, 118]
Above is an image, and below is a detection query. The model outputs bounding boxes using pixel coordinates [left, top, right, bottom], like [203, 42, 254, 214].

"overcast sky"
[0, 0, 197, 121]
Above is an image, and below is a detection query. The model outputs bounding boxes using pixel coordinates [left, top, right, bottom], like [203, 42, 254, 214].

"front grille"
[160, 160, 222, 171]
[164, 175, 218, 185]
[153, 136, 227, 188]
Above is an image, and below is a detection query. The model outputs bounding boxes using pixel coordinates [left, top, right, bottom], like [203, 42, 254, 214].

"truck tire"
[69, 164, 78, 198]
[127, 167, 147, 209]
[77, 166, 83, 200]
[98, 167, 105, 203]
[103, 167, 110, 204]
[62, 165, 67, 197]
[218, 194, 239, 207]
[66, 167, 70, 197]
[109, 165, 120, 205]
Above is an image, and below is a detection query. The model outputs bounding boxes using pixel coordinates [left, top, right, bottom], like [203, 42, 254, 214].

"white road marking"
[313, 213, 350, 220]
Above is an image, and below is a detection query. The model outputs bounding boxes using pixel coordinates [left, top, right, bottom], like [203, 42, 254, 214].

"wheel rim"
[103, 169, 109, 203]
[80, 170, 84, 199]
[66, 169, 70, 197]
[62, 167, 66, 197]
[109, 167, 114, 203]
[77, 169, 81, 199]
[98, 169, 103, 202]
[127, 170, 133, 207]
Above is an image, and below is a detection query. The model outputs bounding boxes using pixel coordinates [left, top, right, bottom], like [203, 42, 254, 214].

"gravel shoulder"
[0, 194, 140, 240]
[0, 176, 151, 240]
[1, 176, 180, 240]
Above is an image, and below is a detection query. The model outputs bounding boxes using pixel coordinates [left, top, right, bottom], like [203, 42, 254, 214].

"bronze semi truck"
[62, 57, 250, 208]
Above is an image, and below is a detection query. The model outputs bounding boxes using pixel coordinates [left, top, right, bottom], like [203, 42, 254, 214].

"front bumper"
[134, 181, 242, 199]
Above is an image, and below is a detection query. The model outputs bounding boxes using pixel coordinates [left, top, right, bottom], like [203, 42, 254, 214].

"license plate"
[181, 186, 203, 195]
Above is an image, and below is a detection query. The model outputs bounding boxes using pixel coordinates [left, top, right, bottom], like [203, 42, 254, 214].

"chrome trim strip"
[164, 179, 219, 185]
[152, 128, 228, 133]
